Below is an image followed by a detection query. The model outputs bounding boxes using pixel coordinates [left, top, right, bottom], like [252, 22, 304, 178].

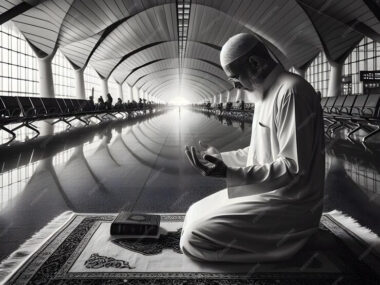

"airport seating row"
[0, 96, 160, 146]
[193, 102, 254, 122]
[321, 93, 380, 142]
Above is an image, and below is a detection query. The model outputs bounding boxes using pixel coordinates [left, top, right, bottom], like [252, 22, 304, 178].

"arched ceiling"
[1, 0, 380, 102]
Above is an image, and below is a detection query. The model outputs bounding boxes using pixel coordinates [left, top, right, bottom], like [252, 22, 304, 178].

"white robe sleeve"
[226, 88, 311, 196]
[220, 147, 249, 168]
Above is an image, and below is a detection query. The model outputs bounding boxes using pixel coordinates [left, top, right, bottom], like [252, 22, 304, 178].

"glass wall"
[305, 37, 380, 96]
[122, 82, 132, 102]
[343, 37, 380, 94]
[84, 65, 102, 101]
[0, 22, 39, 97]
[108, 77, 119, 100]
[305, 52, 331, 97]
[52, 49, 75, 98]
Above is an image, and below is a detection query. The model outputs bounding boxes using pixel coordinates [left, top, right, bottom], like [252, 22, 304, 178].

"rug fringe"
[0, 211, 74, 284]
[326, 210, 380, 256]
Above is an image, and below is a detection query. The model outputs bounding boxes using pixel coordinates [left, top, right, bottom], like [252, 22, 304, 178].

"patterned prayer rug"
[4, 213, 380, 284]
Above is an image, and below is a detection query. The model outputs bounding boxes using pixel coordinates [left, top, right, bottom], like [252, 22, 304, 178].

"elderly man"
[181, 33, 325, 263]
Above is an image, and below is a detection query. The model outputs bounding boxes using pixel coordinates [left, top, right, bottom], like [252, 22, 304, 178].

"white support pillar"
[236, 89, 243, 102]
[132, 86, 138, 101]
[117, 83, 123, 101]
[126, 84, 133, 101]
[226, 90, 230, 102]
[74, 68, 86, 99]
[135, 88, 138, 101]
[38, 52, 56, 98]
[35, 48, 57, 135]
[219, 93, 222, 103]
[327, 61, 343, 97]
[101, 77, 109, 97]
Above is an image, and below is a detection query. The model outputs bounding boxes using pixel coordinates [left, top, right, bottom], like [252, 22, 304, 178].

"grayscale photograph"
[0, 0, 379, 284]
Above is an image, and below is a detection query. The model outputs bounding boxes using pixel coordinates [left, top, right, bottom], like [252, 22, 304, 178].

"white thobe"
[180, 66, 325, 263]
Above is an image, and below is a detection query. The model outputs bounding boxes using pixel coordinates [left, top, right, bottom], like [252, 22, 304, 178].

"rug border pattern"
[6, 213, 377, 284]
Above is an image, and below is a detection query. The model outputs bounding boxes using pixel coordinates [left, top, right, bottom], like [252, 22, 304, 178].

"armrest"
[361, 107, 374, 116]
[340, 106, 350, 114]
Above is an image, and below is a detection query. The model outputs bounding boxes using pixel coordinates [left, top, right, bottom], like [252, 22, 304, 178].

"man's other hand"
[185, 143, 226, 178]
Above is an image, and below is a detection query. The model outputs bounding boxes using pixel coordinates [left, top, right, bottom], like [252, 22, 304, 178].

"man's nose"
[234, 82, 243, 89]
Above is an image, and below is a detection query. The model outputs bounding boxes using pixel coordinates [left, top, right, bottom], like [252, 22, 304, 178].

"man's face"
[223, 55, 264, 92]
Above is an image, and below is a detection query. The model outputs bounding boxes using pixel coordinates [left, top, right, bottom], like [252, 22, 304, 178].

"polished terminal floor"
[0, 108, 379, 262]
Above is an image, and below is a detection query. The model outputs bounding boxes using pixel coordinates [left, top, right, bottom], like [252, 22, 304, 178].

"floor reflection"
[1, 109, 379, 262]
[324, 139, 380, 236]
[0, 109, 251, 260]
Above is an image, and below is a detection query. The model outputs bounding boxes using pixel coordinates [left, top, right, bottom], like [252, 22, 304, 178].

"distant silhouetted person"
[88, 95, 95, 111]
[97, 96, 105, 110]
[115, 98, 123, 109]
[106, 93, 113, 109]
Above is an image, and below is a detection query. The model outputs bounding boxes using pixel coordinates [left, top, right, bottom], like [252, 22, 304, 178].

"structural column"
[101, 77, 109, 97]
[74, 68, 86, 99]
[38, 52, 56, 98]
[126, 84, 133, 101]
[35, 48, 57, 135]
[131, 86, 137, 101]
[226, 90, 230, 102]
[236, 89, 245, 102]
[117, 83, 123, 100]
[327, 61, 343, 97]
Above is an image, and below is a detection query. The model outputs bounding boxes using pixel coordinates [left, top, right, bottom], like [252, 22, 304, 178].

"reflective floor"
[0, 108, 379, 262]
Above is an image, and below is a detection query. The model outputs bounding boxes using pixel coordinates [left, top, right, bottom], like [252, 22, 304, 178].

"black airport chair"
[338, 95, 357, 117]
[0, 96, 22, 145]
[0, 95, 161, 146]
[320, 97, 328, 109]
[52, 98, 74, 127]
[330, 96, 347, 115]
[327, 95, 357, 134]
[68, 99, 90, 125]
[18, 97, 36, 118]
[323, 96, 338, 114]
[360, 93, 380, 119]
[42, 98, 62, 118]
[63, 99, 77, 115]
[56, 98, 68, 114]
[349, 94, 369, 117]
[10, 97, 40, 138]
[357, 94, 380, 143]
[346, 94, 370, 140]
[30, 97, 47, 118]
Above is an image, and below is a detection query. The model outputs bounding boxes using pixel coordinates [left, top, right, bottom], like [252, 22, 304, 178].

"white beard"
[244, 85, 264, 103]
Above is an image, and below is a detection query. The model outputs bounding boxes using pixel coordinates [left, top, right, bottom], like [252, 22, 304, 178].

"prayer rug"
[3, 213, 380, 284]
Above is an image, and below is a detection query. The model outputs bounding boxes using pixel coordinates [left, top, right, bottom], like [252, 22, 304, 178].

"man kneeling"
[181, 33, 325, 263]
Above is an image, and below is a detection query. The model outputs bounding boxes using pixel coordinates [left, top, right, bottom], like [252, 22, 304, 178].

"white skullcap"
[220, 33, 261, 67]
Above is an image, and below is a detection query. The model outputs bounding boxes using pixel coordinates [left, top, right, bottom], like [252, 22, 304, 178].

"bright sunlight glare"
[169, 96, 190, 106]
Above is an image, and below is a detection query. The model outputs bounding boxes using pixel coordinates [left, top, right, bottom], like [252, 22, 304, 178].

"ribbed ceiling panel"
[1, 0, 379, 101]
